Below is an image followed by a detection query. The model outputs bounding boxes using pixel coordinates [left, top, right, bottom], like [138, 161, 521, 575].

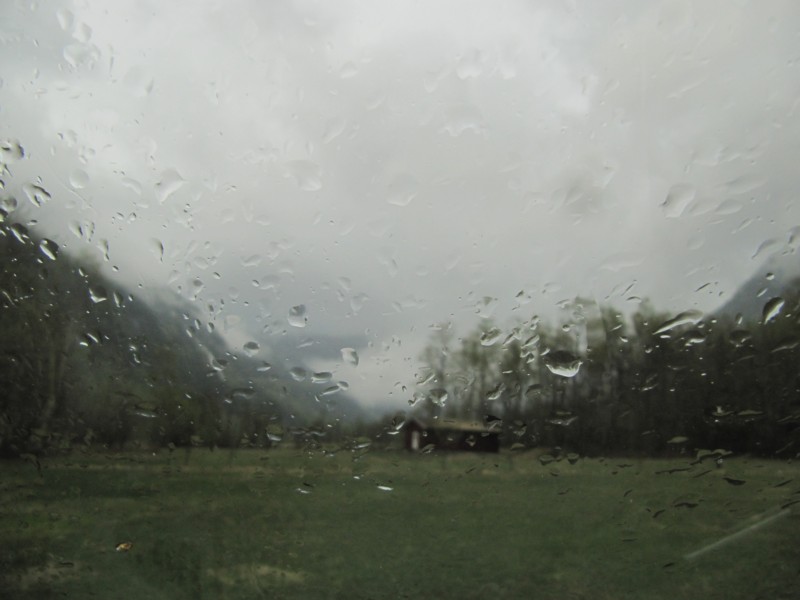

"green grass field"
[1, 447, 799, 599]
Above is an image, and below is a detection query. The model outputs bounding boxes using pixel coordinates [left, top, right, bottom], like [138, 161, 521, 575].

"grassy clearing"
[1, 447, 799, 599]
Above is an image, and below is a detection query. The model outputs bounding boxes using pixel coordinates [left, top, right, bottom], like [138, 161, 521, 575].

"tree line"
[0, 220, 301, 456]
[413, 293, 800, 457]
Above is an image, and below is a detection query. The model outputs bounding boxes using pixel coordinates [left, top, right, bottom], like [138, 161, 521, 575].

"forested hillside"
[0, 221, 365, 456]
[414, 287, 800, 457]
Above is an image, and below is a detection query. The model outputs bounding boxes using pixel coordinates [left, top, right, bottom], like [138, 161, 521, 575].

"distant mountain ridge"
[0, 220, 370, 455]
[136, 288, 369, 427]
[714, 250, 800, 322]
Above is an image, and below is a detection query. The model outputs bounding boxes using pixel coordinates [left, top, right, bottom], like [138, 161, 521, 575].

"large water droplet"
[480, 328, 503, 347]
[9, 223, 29, 244]
[486, 383, 504, 401]
[155, 169, 185, 204]
[0, 139, 25, 163]
[525, 384, 542, 401]
[729, 329, 751, 347]
[0, 195, 18, 214]
[68, 169, 89, 189]
[321, 384, 342, 397]
[475, 296, 498, 319]
[312, 371, 332, 384]
[243, 341, 260, 357]
[341, 347, 359, 366]
[661, 184, 695, 218]
[544, 351, 582, 378]
[89, 286, 108, 303]
[266, 424, 283, 443]
[683, 329, 706, 346]
[150, 238, 164, 262]
[38, 239, 59, 261]
[241, 254, 262, 268]
[762, 297, 785, 324]
[751, 238, 779, 260]
[428, 388, 448, 406]
[210, 357, 228, 372]
[23, 183, 51, 207]
[288, 305, 308, 328]
[289, 367, 307, 381]
[653, 310, 703, 335]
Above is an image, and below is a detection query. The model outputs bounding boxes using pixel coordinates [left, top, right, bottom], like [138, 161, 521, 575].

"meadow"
[1, 446, 799, 599]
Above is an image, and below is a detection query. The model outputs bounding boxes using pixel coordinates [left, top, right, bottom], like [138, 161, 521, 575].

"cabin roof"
[405, 417, 496, 434]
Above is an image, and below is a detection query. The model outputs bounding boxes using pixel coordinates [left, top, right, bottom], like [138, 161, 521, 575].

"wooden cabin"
[403, 418, 500, 453]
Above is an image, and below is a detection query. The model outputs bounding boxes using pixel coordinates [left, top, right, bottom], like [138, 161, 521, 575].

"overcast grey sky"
[2, 0, 799, 408]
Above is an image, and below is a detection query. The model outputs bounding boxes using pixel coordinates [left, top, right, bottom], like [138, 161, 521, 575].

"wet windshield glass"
[1, 2, 799, 598]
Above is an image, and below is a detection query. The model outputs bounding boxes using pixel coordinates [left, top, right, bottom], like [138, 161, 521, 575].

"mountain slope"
[714, 250, 800, 322]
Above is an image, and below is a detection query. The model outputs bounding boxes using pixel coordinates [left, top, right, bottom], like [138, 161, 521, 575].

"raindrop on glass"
[38, 239, 59, 260]
[0, 139, 24, 163]
[22, 183, 52, 207]
[0, 195, 18, 214]
[661, 183, 695, 218]
[544, 351, 582, 378]
[654, 310, 703, 335]
[428, 388, 448, 406]
[150, 239, 164, 262]
[68, 169, 89, 189]
[155, 169, 185, 204]
[89, 286, 108, 303]
[10, 223, 29, 244]
[289, 367, 307, 382]
[243, 341, 260, 357]
[311, 371, 332, 384]
[762, 297, 785, 324]
[480, 328, 503, 347]
[288, 305, 308, 328]
[341, 347, 359, 366]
